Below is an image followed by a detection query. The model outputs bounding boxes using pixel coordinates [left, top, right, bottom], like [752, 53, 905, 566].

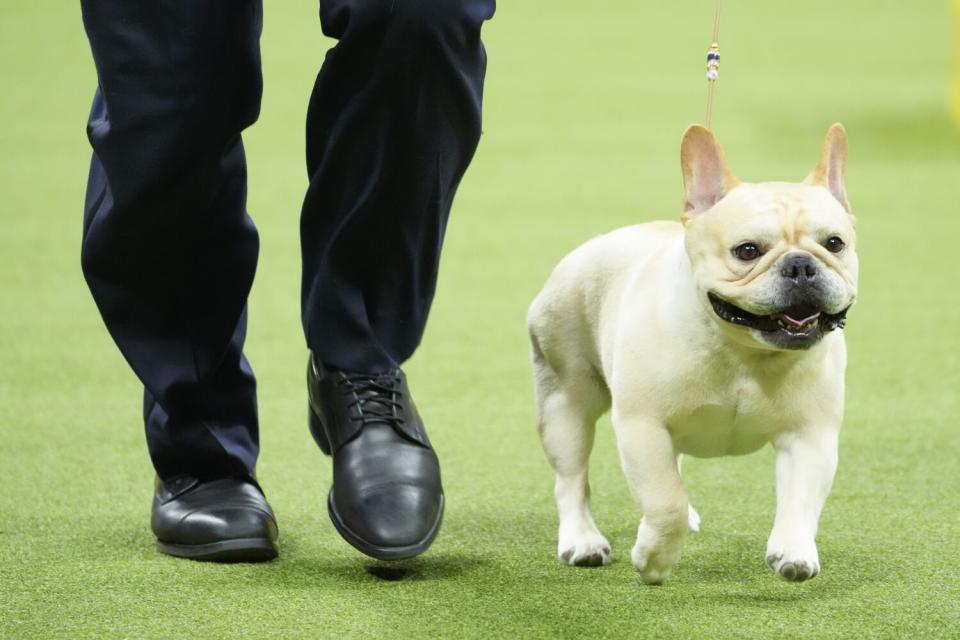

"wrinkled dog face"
[680, 125, 859, 350]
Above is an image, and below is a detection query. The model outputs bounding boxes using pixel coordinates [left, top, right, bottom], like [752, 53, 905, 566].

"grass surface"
[2, 1, 960, 638]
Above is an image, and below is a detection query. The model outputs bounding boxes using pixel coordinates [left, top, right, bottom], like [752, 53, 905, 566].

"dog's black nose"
[780, 253, 818, 282]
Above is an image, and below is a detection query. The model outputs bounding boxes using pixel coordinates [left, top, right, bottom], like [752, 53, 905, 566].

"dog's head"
[680, 124, 858, 351]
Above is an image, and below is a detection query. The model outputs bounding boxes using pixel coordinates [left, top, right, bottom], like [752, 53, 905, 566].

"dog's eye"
[824, 236, 845, 253]
[732, 242, 762, 261]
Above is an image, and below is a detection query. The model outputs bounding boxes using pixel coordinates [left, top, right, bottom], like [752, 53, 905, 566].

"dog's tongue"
[773, 307, 821, 330]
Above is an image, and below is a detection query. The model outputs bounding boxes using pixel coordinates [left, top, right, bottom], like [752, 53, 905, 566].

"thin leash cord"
[705, 0, 721, 129]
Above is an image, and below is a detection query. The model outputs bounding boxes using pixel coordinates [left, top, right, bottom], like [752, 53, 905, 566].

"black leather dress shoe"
[307, 354, 443, 560]
[152, 475, 279, 562]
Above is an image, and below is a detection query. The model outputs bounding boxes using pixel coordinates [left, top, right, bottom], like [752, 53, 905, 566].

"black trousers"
[80, 0, 494, 480]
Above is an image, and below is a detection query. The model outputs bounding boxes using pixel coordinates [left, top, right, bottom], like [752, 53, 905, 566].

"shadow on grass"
[50, 509, 880, 606]
[680, 532, 882, 605]
[350, 555, 490, 582]
[217, 552, 498, 593]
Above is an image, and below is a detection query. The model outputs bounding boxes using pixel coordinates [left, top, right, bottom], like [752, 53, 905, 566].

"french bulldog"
[526, 124, 857, 584]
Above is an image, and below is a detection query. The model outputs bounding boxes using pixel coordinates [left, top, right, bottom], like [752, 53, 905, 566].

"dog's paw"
[631, 521, 684, 584]
[688, 504, 701, 533]
[765, 537, 820, 582]
[558, 531, 612, 567]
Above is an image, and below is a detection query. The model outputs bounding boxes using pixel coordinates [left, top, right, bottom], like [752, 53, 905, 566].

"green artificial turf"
[2, 1, 959, 638]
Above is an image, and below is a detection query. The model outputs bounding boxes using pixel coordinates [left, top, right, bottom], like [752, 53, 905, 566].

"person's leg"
[302, 0, 495, 560]
[301, 0, 496, 373]
[82, 0, 263, 480]
[81, 0, 277, 560]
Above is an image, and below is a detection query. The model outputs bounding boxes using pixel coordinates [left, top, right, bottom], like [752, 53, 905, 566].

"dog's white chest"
[666, 379, 781, 457]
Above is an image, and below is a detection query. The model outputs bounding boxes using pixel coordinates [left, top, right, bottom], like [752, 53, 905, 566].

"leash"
[704, 0, 721, 129]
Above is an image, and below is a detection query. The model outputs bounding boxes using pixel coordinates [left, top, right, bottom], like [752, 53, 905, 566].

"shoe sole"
[327, 491, 444, 561]
[156, 538, 278, 563]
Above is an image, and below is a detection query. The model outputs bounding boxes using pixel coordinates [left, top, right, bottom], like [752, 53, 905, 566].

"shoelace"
[338, 372, 406, 428]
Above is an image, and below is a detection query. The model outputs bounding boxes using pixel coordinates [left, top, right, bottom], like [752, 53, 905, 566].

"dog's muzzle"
[708, 292, 849, 349]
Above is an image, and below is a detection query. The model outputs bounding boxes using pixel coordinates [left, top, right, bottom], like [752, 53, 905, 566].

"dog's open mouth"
[708, 292, 848, 347]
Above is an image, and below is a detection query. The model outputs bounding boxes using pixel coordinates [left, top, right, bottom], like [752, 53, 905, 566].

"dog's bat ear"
[805, 123, 850, 213]
[680, 125, 739, 221]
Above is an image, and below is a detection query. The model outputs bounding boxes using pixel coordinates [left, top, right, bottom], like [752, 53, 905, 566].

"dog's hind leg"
[532, 346, 611, 567]
[677, 455, 701, 532]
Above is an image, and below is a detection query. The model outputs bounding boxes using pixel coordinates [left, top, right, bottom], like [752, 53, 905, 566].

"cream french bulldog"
[527, 124, 857, 584]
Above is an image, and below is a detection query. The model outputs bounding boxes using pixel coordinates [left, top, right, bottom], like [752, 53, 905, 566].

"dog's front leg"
[613, 410, 688, 584]
[766, 427, 839, 582]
